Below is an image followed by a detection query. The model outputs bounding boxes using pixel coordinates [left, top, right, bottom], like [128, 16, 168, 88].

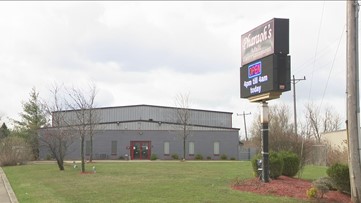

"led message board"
[241, 18, 289, 66]
[240, 54, 290, 99]
[248, 61, 262, 78]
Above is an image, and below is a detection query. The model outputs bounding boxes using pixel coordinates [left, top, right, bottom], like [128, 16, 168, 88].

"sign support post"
[261, 101, 269, 182]
[240, 18, 290, 183]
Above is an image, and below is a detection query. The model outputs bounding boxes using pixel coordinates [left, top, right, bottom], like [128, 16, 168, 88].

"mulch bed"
[232, 176, 351, 203]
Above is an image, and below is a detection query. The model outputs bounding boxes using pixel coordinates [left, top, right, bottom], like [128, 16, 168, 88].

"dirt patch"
[232, 176, 351, 203]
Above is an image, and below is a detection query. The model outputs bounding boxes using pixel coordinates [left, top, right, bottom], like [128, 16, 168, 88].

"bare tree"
[249, 104, 295, 151]
[66, 84, 98, 172]
[174, 93, 192, 160]
[304, 103, 342, 143]
[304, 103, 321, 142]
[40, 84, 75, 171]
[323, 105, 342, 132]
[248, 104, 314, 174]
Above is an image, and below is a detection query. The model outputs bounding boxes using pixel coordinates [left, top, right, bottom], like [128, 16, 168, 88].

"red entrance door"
[130, 141, 151, 160]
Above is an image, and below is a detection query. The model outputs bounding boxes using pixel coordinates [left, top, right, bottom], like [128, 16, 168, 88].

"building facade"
[321, 129, 347, 149]
[39, 105, 240, 160]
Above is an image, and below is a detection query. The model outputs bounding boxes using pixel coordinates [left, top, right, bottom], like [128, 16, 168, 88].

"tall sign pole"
[261, 102, 269, 182]
[240, 18, 290, 183]
[347, 1, 361, 202]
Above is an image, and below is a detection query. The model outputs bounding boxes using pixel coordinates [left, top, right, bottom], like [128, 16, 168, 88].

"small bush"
[206, 156, 212, 160]
[230, 157, 236, 160]
[314, 177, 336, 190]
[46, 154, 53, 160]
[326, 163, 350, 193]
[195, 154, 203, 160]
[251, 155, 260, 177]
[312, 177, 335, 198]
[269, 152, 284, 179]
[220, 154, 227, 160]
[279, 151, 300, 177]
[150, 154, 157, 161]
[171, 154, 179, 160]
[250, 152, 284, 179]
[0, 136, 32, 166]
[306, 187, 318, 199]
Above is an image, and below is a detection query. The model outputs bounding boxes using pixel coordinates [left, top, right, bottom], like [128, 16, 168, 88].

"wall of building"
[321, 129, 347, 149]
[42, 105, 240, 161]
[40, 129, 240, 160]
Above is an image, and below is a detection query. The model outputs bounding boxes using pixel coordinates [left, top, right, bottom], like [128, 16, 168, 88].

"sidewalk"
[0, 168, 17, 203]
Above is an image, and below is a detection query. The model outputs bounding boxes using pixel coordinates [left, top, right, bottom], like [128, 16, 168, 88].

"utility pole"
[237, 111, 251, 141]
[347, 1, 361, 202]
[291, 75, 306, 136]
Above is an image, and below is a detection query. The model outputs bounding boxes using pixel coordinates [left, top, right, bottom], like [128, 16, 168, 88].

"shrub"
[306, 187, 318, 199]
[251, 155, 260, 177]
[250, 151, 284, 179]
[171, 154, 179, 160]
[279, 151, 300, 177]
[312, 177, 335, 198]
[326, 163, 350, 193]
[46, 154, 53, 160]
[195, 154, 203, 160]
[269, 151, 284, 179]
[0, 136, 32, 166]
[220, 154, 227, 160]
[230, 157, 236, 160]
[206, 156, 212, 160]
[314, 176, 336, 190]
[150, 154, 158, 161]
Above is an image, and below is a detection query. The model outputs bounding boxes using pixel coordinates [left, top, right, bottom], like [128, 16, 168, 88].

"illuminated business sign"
[240, 54, 290, 99]
[241, 18, 289, 66]
[248, 61, 262, 78]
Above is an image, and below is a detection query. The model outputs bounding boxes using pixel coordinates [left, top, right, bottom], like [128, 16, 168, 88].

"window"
[85, 140, 91, 155]
[111, 140, 117, 155]
[214, 142, 220, 155]
[189, 142, 194, 155]
[164, 142, 170, 155]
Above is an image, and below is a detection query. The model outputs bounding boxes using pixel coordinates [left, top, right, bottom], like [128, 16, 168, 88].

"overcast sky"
[0, 1, 350, 139]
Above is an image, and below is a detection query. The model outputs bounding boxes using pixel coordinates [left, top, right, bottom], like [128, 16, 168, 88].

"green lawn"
[2, 161, 326, 203]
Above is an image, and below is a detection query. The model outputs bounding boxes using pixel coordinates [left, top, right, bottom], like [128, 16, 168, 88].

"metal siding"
[44, 105, 239, 161]
[94, 122, 236, 131]
[53, 105, 234, 129]
[43, 129, 239, 160]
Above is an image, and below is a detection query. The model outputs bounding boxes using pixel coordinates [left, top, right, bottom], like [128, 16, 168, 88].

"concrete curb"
[0, 168, 18, 203]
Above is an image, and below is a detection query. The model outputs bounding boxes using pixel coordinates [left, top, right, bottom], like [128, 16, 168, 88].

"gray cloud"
[0, 1, 349, 131]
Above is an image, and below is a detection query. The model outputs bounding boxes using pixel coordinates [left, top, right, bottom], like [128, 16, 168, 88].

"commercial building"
[39, 104, 240, 160]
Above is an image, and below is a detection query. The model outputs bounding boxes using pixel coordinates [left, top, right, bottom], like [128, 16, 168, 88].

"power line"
[292, 39, 341, 75]
[308, 1, 326, 100]
[320, 25, 346, 108]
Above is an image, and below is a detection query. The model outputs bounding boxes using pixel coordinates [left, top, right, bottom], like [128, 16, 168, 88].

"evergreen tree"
[0, 123, 10, 139]
[15, 87, 47, 159]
